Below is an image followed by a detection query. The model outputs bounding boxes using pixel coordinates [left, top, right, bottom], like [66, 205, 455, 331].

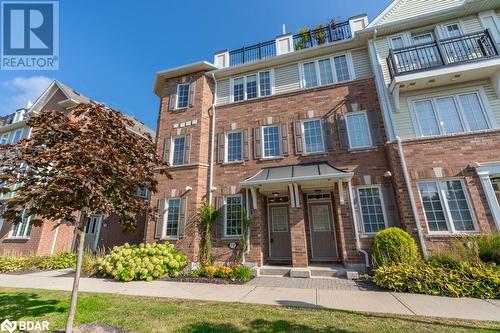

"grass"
[0, 288, 499, 333]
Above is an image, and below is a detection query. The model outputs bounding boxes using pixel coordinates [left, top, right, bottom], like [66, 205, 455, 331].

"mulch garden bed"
[161, 276, 248, 284]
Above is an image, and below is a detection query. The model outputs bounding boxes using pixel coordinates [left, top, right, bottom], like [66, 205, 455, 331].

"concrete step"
[259, 266, 291, 277]
[310, 266, 347, 278]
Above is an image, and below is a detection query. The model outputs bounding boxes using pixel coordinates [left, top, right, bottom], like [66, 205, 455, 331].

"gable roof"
[367, 0, 465, 28]
[29, 80, 91, 113]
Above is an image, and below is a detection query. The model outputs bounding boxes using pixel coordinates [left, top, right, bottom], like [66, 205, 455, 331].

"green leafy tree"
[0, 103, 168, 333]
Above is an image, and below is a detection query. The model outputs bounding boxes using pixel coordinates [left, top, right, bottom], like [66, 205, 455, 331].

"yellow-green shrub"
[374, 261, 500, 299]
[36, 252, 76, 270]
[371, 227, 420, 268]
[98, 242, 187, 281]
[0, 256, 27, 272]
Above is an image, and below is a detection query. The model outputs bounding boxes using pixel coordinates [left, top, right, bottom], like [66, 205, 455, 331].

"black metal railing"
[387, 30, 499, 78]
[227, 20, 352, 67]
[229, 40, 276, 66]
[292, 21, 351, 51]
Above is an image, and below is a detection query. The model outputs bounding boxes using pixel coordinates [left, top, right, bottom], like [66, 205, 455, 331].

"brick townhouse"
[0, 81, 153, 255]
[148, 0, 500, 276]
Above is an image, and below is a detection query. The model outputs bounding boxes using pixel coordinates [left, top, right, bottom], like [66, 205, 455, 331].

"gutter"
[347, 180, 370, 268]
[207, 73, 217, 205]
[396, 136, 428, 259]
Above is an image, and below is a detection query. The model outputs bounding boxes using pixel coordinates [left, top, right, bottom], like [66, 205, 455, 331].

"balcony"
[214, 18, 363, 68]
[387, 30, 499, 78]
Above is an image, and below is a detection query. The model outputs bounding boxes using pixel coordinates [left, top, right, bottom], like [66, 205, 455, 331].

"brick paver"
[247, 276, 379, 291]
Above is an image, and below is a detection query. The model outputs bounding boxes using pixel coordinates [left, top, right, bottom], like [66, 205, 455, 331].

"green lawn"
[0, 288, 499, 333]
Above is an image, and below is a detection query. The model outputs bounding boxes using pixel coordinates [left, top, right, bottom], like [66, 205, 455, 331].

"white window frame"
[225, 130, 243, 163]
[175, 83, 190, 110]
[163, 198, 181, 239]
[11, 129, 22, 144]
[441, 22, 465, 38]
[136, 186, 149, 198]
[301, 119, 325, 154]
[388, 33, 409, 49]
[230, 70, 275, 102]
[224, 194, 243, 237]
[356, 185, 388, 235]
[261, 124, 281, 159]
[299, 52, 355, 89]
[9, 209, 32, 239]
[410, 89, 494, 137]
[417, 179, 479, 235]
[345, 110, 373, 149]
[170, 136, 186, 166]
[0, 133, 10, 145]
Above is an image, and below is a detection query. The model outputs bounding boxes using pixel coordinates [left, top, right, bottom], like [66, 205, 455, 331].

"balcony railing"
[387, 30, 499, 78]
[228, 20, 352, 67]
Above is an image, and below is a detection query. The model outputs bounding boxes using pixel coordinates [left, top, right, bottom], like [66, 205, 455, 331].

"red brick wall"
[97, 213, 146, 250]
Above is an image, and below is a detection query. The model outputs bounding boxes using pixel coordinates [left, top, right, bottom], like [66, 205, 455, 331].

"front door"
[309, 203, 338, 260]
[269, 205, 292, 260]
[84, 215, 101, 251]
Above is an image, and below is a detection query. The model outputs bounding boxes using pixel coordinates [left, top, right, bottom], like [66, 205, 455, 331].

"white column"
[477, 170, 500, 231]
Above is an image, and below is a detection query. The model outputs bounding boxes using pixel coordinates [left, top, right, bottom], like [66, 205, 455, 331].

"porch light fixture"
[314, 189, 322, 194]
[384, 171, 392, 178]
[185, 186, 192, 192]
[272, 192, 279, 197]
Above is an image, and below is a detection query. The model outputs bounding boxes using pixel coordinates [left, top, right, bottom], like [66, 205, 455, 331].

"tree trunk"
[65, 211, 88, 333]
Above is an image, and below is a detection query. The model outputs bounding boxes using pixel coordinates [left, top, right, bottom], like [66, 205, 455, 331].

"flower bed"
[187, 261, 254, 283]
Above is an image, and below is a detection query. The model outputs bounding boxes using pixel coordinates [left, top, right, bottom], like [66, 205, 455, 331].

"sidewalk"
[0, 270, 498, 322]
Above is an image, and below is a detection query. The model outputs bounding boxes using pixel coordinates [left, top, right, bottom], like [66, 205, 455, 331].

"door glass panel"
[271, 207, 288, 232]
[311, 205, 331, 231]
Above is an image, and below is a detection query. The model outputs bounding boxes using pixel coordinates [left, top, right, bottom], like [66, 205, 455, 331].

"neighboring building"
[365, 0, 500, 254]
[149, 0, 500, 276]
[0, 81, 153, 255]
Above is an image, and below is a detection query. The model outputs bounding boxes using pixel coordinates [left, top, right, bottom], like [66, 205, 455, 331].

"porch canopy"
[241, 162, 353, 208]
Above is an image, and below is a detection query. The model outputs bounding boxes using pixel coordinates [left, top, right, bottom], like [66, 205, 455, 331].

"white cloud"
[0, 76, 53, 115]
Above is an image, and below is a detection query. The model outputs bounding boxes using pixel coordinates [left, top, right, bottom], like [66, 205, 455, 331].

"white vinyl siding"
[274, 64, 301, 94]
[376, 0, 464, 26]
[351, 48, 373, 79]
[216, 79, 231, 105]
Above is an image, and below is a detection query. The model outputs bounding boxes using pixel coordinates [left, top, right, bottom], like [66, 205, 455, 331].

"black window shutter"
[336, 113, 349, 150]
[381, 183, 399, 227]
[215, 196, 226, 238]
[178, 197, 187, 237]
[322, 117, 335, 152]
[281, 123, 289, 156]
[253, 127, 262, 159]
[368, 109, 384, 146]
[294, 121, 303, 155]
[155, 198, 166, 239]
[243, 129, 249, 160]
[183, 134, 191, 164]
[169, 85, 178, 111]
[162, 137, 171, 162]
[217, 132, 225, 163]
[188, 80, 196, 107]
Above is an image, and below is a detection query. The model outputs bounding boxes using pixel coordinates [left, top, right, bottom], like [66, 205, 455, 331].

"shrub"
[232, 264, 253, 282]
[0, 256, 27, 272]
[371, 227, 420, 268]
[374, 261, 500, 299]
[478, 234, 500, 264]
[36, 252, 76, 270]
[196, 262, 254, 282]
[81, 248, 105, 277]
[98, 242, 187, 282]
[426, 253, 463, 270]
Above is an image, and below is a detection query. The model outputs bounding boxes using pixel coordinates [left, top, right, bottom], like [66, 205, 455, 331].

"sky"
[0, 0, 392, 131]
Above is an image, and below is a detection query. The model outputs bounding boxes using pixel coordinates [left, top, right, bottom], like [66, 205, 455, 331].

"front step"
[259, 266, 291, 277]
[259, 265, 350, 278]
[309, 266, 346, 278]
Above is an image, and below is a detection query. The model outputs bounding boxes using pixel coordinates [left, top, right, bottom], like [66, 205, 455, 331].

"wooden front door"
[308, 203, 338, 260]
[269, 205, 292, 260]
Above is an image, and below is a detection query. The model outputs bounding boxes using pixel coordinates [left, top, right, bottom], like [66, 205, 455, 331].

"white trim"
[440, 21, 465, 38]
[224, 194, 243, 238]
[366, 0, 402, 28]
[224, 129, 244, 163]
[92, 215, 104, 251]
[9, 209, 32, 239]
[163, 198, 181, 239]
[299, 51, 355, 89]
[417, 178, 479, 235]
[479, 10, 500, 44]
[356, 185, 389, 235]
[261, 124, 281, 159]
[170, 135, 186, 166]
[301, 118, 325, 155]
[175, 83, 190, 110]
[50, 220, 61, 255]
[345, 110, 373, 149]
[476, 163, 500, 231]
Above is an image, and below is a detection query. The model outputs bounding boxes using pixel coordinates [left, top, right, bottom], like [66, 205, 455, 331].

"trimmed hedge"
[374, 261, 500, 299]
[371, 227, 420, 268]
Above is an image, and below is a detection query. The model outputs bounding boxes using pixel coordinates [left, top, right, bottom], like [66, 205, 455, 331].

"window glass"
[259, 71, 271, 96]
[303, 62, 318, 88]
[226, 131, 242, 162]
[435, 97, 463, 134]
[412, 33, 434, 45]
[11, 130, 22, 144]
[414, 100, 440, 136]
[0, 134, 9, 145]
[418, 182, 448, 232]
[262, 125, 280, 158]
[166, 198, 180, 237]
[443, 180, 475, 231]
[11, 209, 32, 238]
[233, 78, 244, 101]
[334, 55, 350, 82]
[318, 59, 334, 85]
[391, 36, 404, 49]
[271, 207, 288, 232]
[225, 196, 242, 236]
[346, 113, 372, 148]
[310, 205, 331, 231]
[458, 93, 489, 131]
[177, 84, 189, 108]
[358, 187, 386, 233]
[172, 137, 185, 166]
[303, 119, 324, 153]
[445, 24, 461, 37]
[246, 75, 257, 99]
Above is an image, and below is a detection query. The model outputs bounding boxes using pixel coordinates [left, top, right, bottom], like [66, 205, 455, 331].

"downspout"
[396, 136, 428, 259]
[207, 73, 217, 205]
[347, 180, 370, 268]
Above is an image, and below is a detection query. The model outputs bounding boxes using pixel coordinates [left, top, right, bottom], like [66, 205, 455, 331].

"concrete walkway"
[0, 270, 499, 322]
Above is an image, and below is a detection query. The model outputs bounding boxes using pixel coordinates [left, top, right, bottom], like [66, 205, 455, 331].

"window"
[358, 187, 386, 233]
[0, 133, 9, 145]
[165, 198, 180, 237]
[176, 84, 189, 109]
[346, 112, 372, 149]
[226, 131, 243, 162]
[232, 71, 272, 102]
[11, 130, 22, 144]
[318, 59, 334, 85]
[262, 125, 280, 158]
[412, 92, 491, 137]
[390, 36, 405, 49]
[302, 119, 325, 153]
[136, 186, 149, 198]
[171, 136, 186, 166]
[10, 209, 32, 238]
[444, 23, 462, 37]
[303, 62, 318, 88]
[418, 180, 476, 233]
[333, 55, 351, 82]
[225, 195, 243, 236]
[412, 32, 434, 45]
